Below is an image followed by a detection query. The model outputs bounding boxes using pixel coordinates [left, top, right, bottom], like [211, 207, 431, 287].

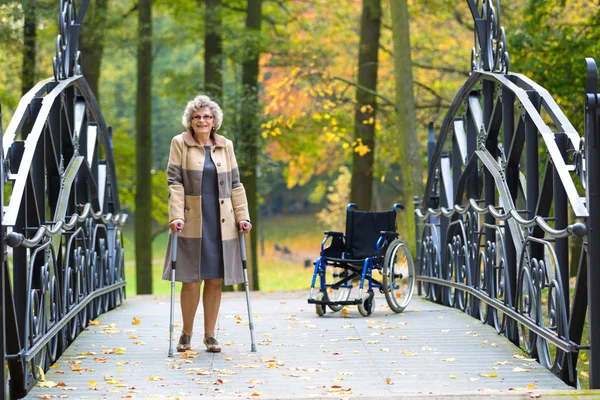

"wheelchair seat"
[308, 203, 415, 317]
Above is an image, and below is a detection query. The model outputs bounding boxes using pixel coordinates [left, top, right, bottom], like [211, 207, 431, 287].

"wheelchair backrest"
[345, 210, 396, 259]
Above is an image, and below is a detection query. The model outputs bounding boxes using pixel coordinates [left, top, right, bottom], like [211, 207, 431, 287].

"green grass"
[123, 214, 323, 295]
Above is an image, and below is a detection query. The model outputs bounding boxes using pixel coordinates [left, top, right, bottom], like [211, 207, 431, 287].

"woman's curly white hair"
[181, 95, 223, 133]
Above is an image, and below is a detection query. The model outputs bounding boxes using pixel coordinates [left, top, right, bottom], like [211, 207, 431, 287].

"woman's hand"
[238, 221, 252, 234]
[170, 219, 184, 233]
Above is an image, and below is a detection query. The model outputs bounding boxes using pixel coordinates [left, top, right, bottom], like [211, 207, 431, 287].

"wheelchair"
[307, 203, 416, 316]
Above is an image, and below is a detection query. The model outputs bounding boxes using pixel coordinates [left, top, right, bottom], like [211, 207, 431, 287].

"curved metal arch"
[2, 75, 120, 227]
[422, 71, 587, 219]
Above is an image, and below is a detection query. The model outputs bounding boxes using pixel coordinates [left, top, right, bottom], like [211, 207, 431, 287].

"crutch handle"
[239, 233, 247, 263]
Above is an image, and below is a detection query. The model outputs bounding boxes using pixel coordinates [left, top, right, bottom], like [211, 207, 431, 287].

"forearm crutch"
[167, 224, 182, 357]
[240, 223, 257, 352]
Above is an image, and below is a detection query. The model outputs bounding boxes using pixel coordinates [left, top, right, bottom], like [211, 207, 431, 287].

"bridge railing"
[0, 1, 127, 398]
[415, 0, 599, 388]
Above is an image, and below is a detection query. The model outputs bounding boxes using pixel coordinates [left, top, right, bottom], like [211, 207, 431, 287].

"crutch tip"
[251, 345, 257, 352]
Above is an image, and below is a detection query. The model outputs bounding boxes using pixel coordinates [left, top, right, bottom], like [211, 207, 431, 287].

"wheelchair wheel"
[357, 292, 375, 317]
[315, 292, 326, 316]
[383, 239, 416, 313]
[328, 287, 351, 312]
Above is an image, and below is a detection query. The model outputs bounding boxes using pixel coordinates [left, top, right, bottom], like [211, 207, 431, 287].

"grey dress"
[200, 146, 225, 279]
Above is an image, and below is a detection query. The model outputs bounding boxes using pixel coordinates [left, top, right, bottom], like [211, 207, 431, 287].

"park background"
[0, 0, 598, 296]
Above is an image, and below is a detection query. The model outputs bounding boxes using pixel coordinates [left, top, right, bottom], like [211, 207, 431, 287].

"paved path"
[26, 291, 592, 399]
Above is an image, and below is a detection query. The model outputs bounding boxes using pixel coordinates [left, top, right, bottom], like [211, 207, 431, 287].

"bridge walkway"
[25, 291, 580, 399]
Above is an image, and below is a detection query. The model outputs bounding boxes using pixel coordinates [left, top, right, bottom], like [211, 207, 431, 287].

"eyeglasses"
[192, 115, 214, 121]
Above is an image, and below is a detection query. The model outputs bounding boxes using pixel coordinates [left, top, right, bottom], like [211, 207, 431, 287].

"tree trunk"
[389, 0, 421, 250]
[21, 0, 36, 95]
[350, 0, 381, 211]
[239, 0, 262, 290]
[204, 0, 222, 104]
[135, 0, 153, 294]
[79, 0, 108, 102]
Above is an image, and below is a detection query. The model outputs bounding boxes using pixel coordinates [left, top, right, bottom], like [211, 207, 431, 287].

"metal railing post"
[0, 105, 5, 400]
[414, 196, 421, 296]
[585, 57, 600, 389]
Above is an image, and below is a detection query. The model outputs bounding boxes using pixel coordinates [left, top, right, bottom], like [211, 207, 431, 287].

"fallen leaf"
[89, 320, 101, 326]
[132, 316, 141, 325]
[480, 373, 498, 378]
[513, 367, 532, 372]
[385, 377, 393, 385]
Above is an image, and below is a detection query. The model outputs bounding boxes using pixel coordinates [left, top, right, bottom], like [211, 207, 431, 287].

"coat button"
[221, 218, 225, 223]
[217, 162, 221, 166]
[221, 200, 224, 204]
[220, 181, 224, 185]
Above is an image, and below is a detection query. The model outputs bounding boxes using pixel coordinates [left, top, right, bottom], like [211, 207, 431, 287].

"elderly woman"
[163, 95, 252, 353]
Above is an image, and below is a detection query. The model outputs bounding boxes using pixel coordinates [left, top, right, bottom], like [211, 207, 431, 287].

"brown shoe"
[177, 333, 192, 352]
[203, 336, 221, 353]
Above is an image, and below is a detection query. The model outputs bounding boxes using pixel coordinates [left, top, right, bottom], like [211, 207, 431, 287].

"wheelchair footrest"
[308, 298, 362, 306]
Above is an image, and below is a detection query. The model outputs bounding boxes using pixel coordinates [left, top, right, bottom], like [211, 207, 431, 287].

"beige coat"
[162, 131, 250, 285]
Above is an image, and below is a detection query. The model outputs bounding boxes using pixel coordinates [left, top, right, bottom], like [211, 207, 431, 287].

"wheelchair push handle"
[393, 203, 404, 211]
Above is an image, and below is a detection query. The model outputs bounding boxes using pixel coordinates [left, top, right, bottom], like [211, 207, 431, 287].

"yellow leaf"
[89, 320, 101, 325]
[37, 366, 46, 382]
[132, 316, 141, 325]
[480, 373, 498, 378]
[385, 377, 393, 385]
[449, 374, 457, 379]
[89, 380, 97, 387]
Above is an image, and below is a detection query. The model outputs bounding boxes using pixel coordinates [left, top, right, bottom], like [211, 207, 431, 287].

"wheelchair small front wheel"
[383, 239, 416, 313]
[315, 292, 327, 316]
[358, 292, 375, 317]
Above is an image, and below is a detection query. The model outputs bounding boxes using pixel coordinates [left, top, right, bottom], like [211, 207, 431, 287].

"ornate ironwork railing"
[0, 1, 126, 398]
[415, 0, 600, 388]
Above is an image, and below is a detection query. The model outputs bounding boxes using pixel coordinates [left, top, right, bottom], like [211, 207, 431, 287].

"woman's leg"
[202, 278, 223, 337]
[180, 281, 201, 336]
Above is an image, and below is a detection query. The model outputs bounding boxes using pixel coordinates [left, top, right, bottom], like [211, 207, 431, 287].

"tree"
[239, 0, 262, 290]
[389, 0, 421, 249]
[21, 0, 36, 95]
[79, 0, 108, 101]
[135, 0, 153, 294]
[204, 0, 222, 104]
[350, 0, 381, 210]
